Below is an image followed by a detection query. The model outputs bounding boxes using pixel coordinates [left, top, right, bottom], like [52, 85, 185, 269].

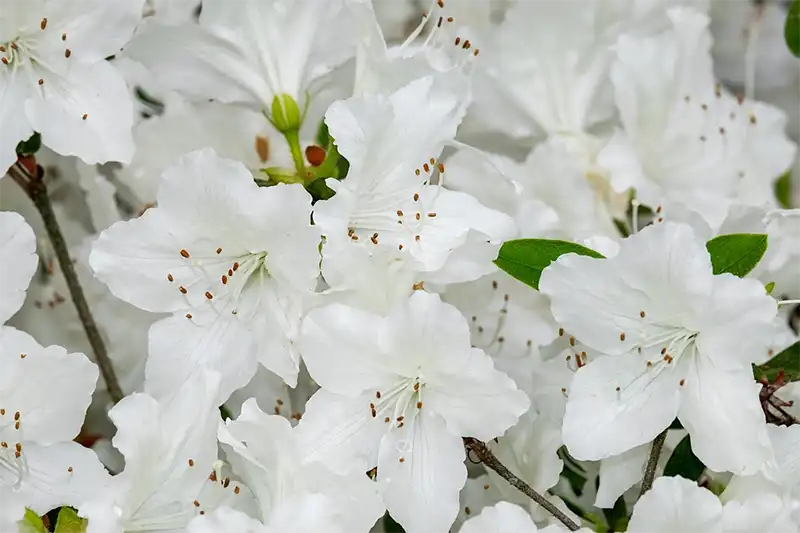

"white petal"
[562, 352, 681, 460]
[146, 309, 258, 404]
[378, 408, 466, 533]
[299, 303, 396, 396]
[594, 444, 649, 509]
[425, 347, 529, 442]
[26, 59, 135, 164]
[677, 358, 772, 475]
[627, 476, 722, 533]
[0, 212, 37, 323]
[458, 502, 538, 533]
[123, 22, 271, 108]
[187, 507, 267, 533]
[20, 441, 111, 515]
[295, 389, 386, 474]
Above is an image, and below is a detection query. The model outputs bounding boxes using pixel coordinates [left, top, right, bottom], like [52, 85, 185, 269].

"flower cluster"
[1, 1, 799, 532]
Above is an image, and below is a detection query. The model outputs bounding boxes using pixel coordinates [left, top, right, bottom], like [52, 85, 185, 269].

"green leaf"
[765, 281, 776, 295]
[16, 133, 42, 157]
[54, 508, 87, 533]
[663, 435, 705, 481]
[774, 170, 793, 209]
[20, 509, 47, 533]
[495, 239, 604, 290]
[753, 341, 800, 383]
[786, 0, 800, 57]
[705, 234, 768, 277]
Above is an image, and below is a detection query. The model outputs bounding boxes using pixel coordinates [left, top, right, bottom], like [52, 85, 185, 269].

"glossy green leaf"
[54, 507, 87, 533]
[663, 435, 705, 481]
[786, 0, 800, 57]
[495, 239, 604, 290]
[753, 341, 800, 384]
[705, 234, 767, 277]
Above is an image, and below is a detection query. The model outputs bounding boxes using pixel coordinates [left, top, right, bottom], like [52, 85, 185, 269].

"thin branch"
[463, 437, 581, 531]
[9, 163, 124, 403]
[638, 429, 668, 498]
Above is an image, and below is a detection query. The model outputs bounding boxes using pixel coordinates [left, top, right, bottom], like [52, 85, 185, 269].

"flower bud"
[271, 94, 302, 133]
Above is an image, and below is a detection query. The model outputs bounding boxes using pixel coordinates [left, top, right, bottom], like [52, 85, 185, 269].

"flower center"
[370, 377, 425, 431]
[0, 410, 27, 488]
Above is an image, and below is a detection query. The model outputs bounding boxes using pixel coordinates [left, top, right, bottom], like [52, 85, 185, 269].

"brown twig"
[638, 429, 668, 498]
[463, 437, 581, 531]
[8, 162, 124, 403]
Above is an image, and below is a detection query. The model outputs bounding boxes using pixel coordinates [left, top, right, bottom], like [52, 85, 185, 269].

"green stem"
[284, 130, 306, 177]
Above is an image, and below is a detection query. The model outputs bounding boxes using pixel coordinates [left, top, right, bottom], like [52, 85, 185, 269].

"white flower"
[0, 326, 107, 521]
[0, 0, 142, 173]
[314, 74, 514, 300]
[218, 398, 384, 531]
[123, 0, 356, 114]
[598, 8, 796, 229]
[296, 291, 529, 533]
[90, 149, 321, 397]
[0, 212, 37, 324]
[540, 221, 776, 474]
[79, 370, 236, 532]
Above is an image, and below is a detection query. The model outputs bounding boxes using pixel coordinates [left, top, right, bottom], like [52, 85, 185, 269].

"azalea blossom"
[123, 0, 357, 122]
[0, 0, 142, 173]
[78, 370, 248, 532]
[314, 73, 515, 305]
[296, 291, 529, 532]
[218, 398, 384, 531]
[0, 326, 106, 523]
[540, 221, 776, 474]
[598, 8, 796, 229]
[90, 149, 321, 398]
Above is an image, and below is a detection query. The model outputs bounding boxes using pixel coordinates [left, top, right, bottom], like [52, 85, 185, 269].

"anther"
[82, 114, 88, 120]
[223, 478, 230, 488]
[615, 386, 620, 392]
[0, 409, 4, 415]
[1, 58, 8, 65]
[180, 249, 190, 258]
[462, 40, 471, 49]
[749, 115, 757, 125]
[397, 416, 405, 422]
[67, 467, 73, 472]
[437, 163, 444, 173]
[679, 379, 685, 386]
[14, 412, 20, 421]
[376, 391, 381, 399]
[397, 210, 404, 216]
[209, 471, 217, 482]
[701, 103, 708, 111]
[62, 33, 67, 41]
[415, 235, 420, 241]
[65, 49, 71, 58]
[188, 459, 194, 467]
[415, 213, 421, 220]
[167, 273, 174, 282]
[413, 382, 420, 391]
[38, 79, 44, 86]
[41, 18, 47, 30]
[492, 280, 498, 289]
[437, 0, 444, 6]
[427, 212, 436, 218]
[437, 16, 442, 27]
[417, 401, 423, 409]
[415, 169, 420, 176]
[385, 416, 390, 423]
[619, 332, 626, 341]
[370, 233, 379, 245]
[640, 310, 645, 318]
[558, 327, 565, 336]
[221, 275, 228, 284]
[455, 37, 461, 46]
[234, 486, 240, 494]
[473, 49, 480, 56]
[719, 127, 725, 135]
[179, 286, 187, 294]
[228, 269, 233, 277]
[483, 484, 490, 490]
[399, 457, 405, 463]
[664, 355, 673, 364]
[185, 313, 192, 319]
[216, 247, 222, 254]
[233, 262, 239, 271]
[0, 442, 6, 448]
[646, 361, 653, 367]
[193, 500, 200, 507]
[413, 193, 419, 201]
[398, 244, 404, 250]
[423, 163, 430, 173]
[205, 291, 213, 300]
[569, 336, 576, 347]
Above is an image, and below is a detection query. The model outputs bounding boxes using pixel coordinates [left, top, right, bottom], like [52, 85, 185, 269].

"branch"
[638, 429, 668, 498]
[9, 163, 124, 403]
[463, 437, 581, 531]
